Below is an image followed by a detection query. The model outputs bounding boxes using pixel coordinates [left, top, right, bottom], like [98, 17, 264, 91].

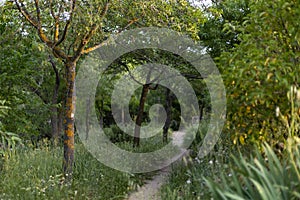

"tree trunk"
[50, 107, 59, 144]
[58, 107, 64, 139]
[121, 106, 125, 124]
[163, 88, 172, 143]
[133, 84, 150, 147]
[63, 61, 76, 178]
[49, 55, 60, 145]
[199, 103, 204, 121]
[99, 98, 104, 128]
[85, 96, 91, 140]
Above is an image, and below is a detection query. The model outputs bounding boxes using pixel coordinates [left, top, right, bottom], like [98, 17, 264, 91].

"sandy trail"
[126, 131, 189, 200]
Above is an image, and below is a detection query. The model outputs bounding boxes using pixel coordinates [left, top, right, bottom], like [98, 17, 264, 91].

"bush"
[220, 0, 300, 147]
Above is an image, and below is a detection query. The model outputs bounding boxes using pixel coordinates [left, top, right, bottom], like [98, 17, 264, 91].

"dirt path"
[125, 131, 189, 200]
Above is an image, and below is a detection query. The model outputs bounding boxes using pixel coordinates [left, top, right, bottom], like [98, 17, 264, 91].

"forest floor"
[125, 131, 190, 200]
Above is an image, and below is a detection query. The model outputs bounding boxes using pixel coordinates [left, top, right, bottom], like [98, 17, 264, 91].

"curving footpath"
[126, 131, 191, 200]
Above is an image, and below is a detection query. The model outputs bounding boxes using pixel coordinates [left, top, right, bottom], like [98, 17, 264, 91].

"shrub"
[220, 0, 300, 147]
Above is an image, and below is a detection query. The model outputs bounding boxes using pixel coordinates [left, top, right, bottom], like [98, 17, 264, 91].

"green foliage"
[199, 0, 251, 58]
[0, 131, 22, 157]
[277, 85, 300, 138]
[0, 100, 21, 158]
[205, 138, 300, 200]
[103, 124, 132, 143]
[0, 100, 9, 118]
[220, 0, 300, 146]
[0, 3, 63, 140]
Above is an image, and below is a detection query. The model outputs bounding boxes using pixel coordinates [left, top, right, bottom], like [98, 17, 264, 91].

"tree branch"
[72, 1, 111, 61]
[149, 83, 159, 90]
[181, 73, 205, 79]
[99, 0, 111, 20]
[55, 0, 76, 46]
[49, 55, 61, 107]
[14, 0, 56, 50]
[14, 0, 38, 28]
[83, 18, 138, 54]
[27, 85, 48, 104]
[49, 0, 61, 42]
[77, 0, 111, 53]
[122, 63, 144, 85]
[72, 24, 98, 62]
[49, 55, 60, 92]
[34, 0, 41, 27]
[52, 47, 68, 60]
[49, 0, 56, 18]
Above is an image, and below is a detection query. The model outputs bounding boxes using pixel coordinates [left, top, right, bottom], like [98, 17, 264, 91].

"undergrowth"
[0, 139, 157, 200]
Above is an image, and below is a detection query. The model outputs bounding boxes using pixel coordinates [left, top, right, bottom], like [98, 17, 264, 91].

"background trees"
[0, 3, 62, 142]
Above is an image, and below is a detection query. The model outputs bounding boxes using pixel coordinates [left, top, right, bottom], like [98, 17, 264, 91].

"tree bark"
[163, 88, 172, 143]
[49, 55, 60, 145]
[133, 84, 150, 147]
[85, 96, 91, 140]
[121, 106, 125, 124]
[63, 60, 76, 178]
[199, 103, 204, 121]
[98, 98, 104, 128]
[50, 107, 59, 144]
[58, 107, 64, 138]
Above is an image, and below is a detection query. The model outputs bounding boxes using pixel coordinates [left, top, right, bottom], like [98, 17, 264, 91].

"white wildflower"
[276, 106, 280, 117]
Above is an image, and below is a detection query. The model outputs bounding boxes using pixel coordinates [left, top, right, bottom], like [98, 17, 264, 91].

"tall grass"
[205, 139, 300, 200]
[0, 139, 155, 200]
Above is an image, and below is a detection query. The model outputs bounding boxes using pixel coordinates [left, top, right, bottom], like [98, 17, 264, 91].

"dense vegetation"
[0, 0, 299, 199]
